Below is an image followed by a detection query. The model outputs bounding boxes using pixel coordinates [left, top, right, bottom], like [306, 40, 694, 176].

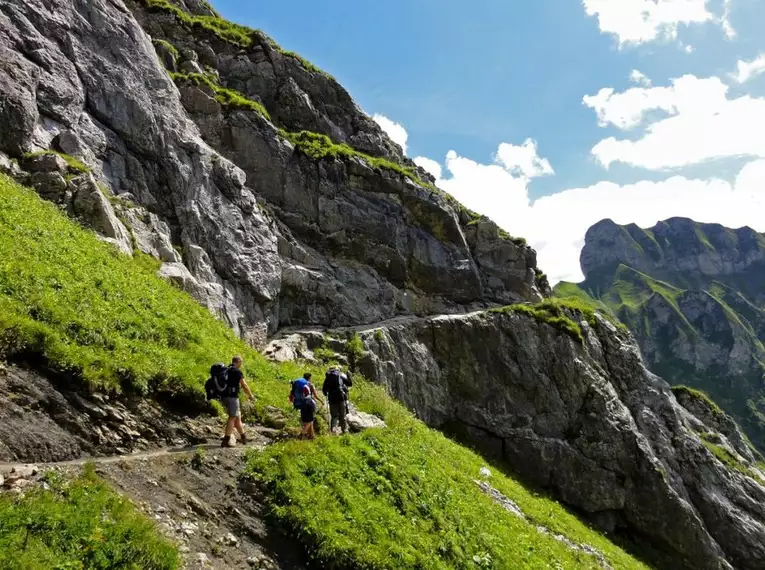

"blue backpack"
[290, 378, 309, 409]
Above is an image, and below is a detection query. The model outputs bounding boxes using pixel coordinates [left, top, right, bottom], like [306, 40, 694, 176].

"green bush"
[0, 465, 179, 569]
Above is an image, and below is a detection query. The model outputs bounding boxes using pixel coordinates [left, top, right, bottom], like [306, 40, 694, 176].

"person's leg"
[338, 401, 348, 434]
[307, 422, 315, 440]
[329, 402, 339, 433]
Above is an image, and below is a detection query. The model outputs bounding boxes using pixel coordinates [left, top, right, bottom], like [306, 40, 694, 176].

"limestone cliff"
[0, 0, 545, 346]
[557, 218, 765, 452]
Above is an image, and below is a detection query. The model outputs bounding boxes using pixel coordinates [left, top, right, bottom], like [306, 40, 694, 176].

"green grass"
[152, 38, 179, 62]
[23, 150, 89, 174]
[0, 465, 179, 570]
[280, 130, 433, 189]
[141, 0, 331, 77]
[278, 49, 334, 79]
[698, 433, 757, 478]
[246, 383, 649, 570]
[489, 298, 603, 343]
[142, 0, 260, 47]
[672, 385, 726, 418]
[170, 72, 271, 121]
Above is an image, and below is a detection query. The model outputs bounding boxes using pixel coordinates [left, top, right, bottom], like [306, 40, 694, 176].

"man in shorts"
[221, 355, 254, 448]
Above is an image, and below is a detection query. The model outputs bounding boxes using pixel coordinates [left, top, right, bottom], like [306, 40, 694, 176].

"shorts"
[222, 396, 240, 418]
[300, 403, 316, 424]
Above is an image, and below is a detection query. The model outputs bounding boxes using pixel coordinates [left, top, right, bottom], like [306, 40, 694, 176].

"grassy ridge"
[247, 383, 649, 570]
[0, 466, 178, 570]
[0, 173, 650, 570]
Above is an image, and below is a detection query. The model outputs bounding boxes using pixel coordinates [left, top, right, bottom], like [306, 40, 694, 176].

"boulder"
[70, 175, 132, 254]
[30, 171, 67, 201]
[22, 152, 68, 174]
[346, 403, 386, 432]
[261, 406, 288, 430]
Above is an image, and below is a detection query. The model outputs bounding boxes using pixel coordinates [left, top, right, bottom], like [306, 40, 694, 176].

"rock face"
[559, 217, 765, 452]
[0, 0, 544, 340]
[352, 310, 765, 570]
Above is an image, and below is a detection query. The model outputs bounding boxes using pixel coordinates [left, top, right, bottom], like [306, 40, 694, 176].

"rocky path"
[0, 428, 278, 473]
[0, 425, 303, 570]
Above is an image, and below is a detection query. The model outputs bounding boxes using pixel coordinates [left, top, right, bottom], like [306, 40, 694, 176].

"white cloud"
[630, 70, 652, 87]
[722, 0, 737, 39]
[413, 156, 442, 180]
[425, 147, 765, 284]
[588, 75, 765, 169]
[735, 54, 765, 83]
[582, 0, 713, 46]
[583, 75, 727, 130]
[372, 114, 408, 155]
[495, 139, 554, 179]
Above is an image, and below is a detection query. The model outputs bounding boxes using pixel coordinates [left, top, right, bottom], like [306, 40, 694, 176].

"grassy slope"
[0, 176, 650, 568]
[0, 466, 178, 570]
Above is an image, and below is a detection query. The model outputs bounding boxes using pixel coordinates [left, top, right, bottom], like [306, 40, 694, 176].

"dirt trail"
[0, 430, 277, 473]
[1, 425, 303, 570]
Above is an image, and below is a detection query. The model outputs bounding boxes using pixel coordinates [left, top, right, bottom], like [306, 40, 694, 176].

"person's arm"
[240, 377, 254, 400]
[311, 383, 325, 405]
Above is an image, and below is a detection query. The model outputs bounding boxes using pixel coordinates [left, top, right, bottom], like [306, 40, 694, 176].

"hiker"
[221, 355, 254, 448]
[298, 385, 317, 440]
[289, 372, 324, 434]
[322, 366, 352, 434]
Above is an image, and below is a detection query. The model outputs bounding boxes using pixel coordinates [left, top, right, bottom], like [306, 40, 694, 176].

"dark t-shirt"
[227, 366, 243, 396]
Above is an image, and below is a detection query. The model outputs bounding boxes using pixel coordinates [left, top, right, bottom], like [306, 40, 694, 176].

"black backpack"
[205, 363, 229, 401]
[325, 369, 346, 404]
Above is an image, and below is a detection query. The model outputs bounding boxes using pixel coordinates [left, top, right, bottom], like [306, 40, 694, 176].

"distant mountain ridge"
[557, 217, 765, 451]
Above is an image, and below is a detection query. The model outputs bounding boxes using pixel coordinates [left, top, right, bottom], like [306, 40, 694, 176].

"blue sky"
[214, 0, 765, 283]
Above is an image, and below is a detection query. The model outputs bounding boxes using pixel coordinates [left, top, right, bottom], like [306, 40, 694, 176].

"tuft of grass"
[23, 150, 89, 174]
[489, 298, 613, 343]
[141, 0, 331, 77]
[170, 72, 271, 121]
[142, 0, 260, 47]
[152, 38, 179, 62]
[672, 385, 726, 418]
[0, 465, 179, 569]
[278, 49, 334, 79]
[699, 433, 757, 478]
[279, 130, 426, 184]
[246, 383, 649, 570]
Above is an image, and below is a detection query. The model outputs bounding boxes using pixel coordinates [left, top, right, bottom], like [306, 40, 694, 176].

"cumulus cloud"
[735, 54, 765, 83]
[495, 139, 554, 179]
[423, 147, 765, 283]
[587, 75, 765, 169]
[630, 70, 652, 87]
[582, 0, 713, 46]
[583, 75, 727, 130]
[372, 114, 408, 155]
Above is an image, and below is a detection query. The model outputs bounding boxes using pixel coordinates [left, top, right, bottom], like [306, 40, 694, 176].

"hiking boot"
[221, 436, 235, 448]
[240, 433, 248, 446]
